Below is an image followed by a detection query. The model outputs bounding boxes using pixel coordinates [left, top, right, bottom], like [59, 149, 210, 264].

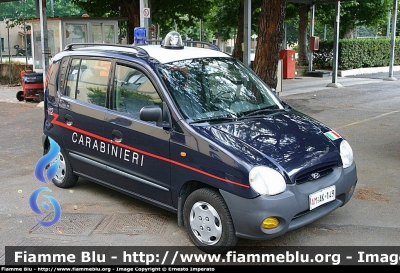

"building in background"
[0, 20, 31, 59]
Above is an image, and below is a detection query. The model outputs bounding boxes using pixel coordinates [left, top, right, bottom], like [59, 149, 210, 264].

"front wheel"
[16, 91, 24, 101]
[183, 188, 238, 254]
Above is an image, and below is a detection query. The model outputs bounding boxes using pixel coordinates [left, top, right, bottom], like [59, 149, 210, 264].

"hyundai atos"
[42, 31, 358, 254]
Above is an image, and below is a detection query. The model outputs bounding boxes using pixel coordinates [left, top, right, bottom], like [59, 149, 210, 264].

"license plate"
[309, 185, 336, 210]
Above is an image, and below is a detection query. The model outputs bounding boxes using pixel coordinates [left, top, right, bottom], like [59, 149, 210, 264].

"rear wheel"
[50, 148, 78, 188]
[183, 188, 238, 254]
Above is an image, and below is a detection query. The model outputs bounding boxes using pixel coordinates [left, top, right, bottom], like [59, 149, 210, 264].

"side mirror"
[140, 102, 171, 128]
[140, 105, 161, 125]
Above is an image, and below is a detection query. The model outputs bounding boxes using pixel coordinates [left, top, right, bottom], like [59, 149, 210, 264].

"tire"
[183, 188, 238, 254]
[16, 91, 24, 101]
[51, 148, 78, 188]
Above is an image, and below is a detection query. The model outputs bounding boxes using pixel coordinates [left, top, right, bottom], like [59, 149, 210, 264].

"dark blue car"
[42, 31, 357, 254]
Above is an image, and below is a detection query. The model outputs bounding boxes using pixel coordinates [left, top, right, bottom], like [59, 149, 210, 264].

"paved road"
[0, 73, 400, 265]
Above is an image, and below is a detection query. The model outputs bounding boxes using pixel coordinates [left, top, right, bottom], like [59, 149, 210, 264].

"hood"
[192, 110, 342, 182]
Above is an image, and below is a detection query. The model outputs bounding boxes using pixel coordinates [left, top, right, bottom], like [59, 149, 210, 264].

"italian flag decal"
[324, 130, 342, 141]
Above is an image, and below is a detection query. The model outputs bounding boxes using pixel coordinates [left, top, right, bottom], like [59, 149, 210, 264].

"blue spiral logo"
[34, 138, 60, 184]
[29, 187, 61, 227]
[30, 137, 62, 226]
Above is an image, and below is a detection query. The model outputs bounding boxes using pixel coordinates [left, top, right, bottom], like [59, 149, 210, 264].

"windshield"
[159, 57, 284, 122]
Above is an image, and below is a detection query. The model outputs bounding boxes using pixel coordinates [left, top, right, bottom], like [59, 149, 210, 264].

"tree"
[253, 0, 286, 89]
[285, 0, 392, 69]
[71, 0, 215, 44]
[316, 0, 392, 39]
[71, 0, 286, 88]
[205, 0, 243, 41]
[231, 0, 244, 62]
[297, 4, 309, 67]
[0, 0, 85, 21]
[284, 4, 301, 48]
[205, 0, 262, 61]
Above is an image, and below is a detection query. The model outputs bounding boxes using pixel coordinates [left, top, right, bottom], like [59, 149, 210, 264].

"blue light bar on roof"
[134, 27, 147, 45]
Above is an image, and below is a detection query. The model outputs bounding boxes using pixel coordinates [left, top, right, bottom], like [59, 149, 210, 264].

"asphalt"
[1, 67, 400, 266]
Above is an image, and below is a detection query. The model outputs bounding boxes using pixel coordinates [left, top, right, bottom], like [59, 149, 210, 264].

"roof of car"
[137, 44, 230, 64]
[67, 43, 231, 64]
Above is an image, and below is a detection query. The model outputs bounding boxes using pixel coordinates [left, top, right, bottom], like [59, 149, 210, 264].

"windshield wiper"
[242, 106, 286, 117]
[189, 114, 237, 124]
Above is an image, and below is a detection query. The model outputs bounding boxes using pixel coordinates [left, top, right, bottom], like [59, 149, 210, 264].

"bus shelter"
[25, 16, 123, 72]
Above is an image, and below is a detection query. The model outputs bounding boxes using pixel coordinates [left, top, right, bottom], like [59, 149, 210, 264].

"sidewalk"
[279, 66, 400, 96]
[279, 74, 384, 97]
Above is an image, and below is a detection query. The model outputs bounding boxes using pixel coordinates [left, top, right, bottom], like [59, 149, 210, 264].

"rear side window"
[46, 62, 58, 97]
[59, 57, 70, 95]
[64, 58, 111, 107]
[65, 59, 80, 99]
[112, 64, 161, 119]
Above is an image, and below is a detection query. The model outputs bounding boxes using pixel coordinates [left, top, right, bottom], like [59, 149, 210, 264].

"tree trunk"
[232, 0, 244, 62]
[297, 4, 309, 67]
[343, 29, 354, 39]
[341, 22, 355, 39]
[254, 0, 286, 89]
[120, 0, 140, 44]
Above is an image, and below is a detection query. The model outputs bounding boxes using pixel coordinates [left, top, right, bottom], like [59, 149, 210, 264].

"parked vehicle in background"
[14, 45, 31, 57]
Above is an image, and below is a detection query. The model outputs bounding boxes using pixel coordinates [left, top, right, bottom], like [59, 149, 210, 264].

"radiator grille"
[296, 165, 335, 184]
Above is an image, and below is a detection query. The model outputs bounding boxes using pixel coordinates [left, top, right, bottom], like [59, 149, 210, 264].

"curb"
[338, 66, 400, 77]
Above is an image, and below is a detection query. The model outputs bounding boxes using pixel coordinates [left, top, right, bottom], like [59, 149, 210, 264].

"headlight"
[340, 140, 354, 168]
[249, 166, 286, 196]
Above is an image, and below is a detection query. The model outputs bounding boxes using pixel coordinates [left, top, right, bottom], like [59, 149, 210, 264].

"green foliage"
[71, 0, 216, 38]
[71, 0, 116, 17]
[205, 0, 262, 41]
[284, 20, 299, 49]
[339, 38, 396, 69]
[313, 38, 400, 70]
[152, 0, 215, 35]
[204, 0, 241, 41]
[70, 0, 217, 42]
[0, 0, 86, 23]
[316, 0, 392, 38]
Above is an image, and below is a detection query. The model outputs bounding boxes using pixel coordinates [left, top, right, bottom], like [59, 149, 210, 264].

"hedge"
[312, 38, 400, 70]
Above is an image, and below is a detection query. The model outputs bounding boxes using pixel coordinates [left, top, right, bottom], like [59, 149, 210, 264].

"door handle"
[65, 114, 73, 126]
[112, 129, 123, 142]
[60, 99, 70, 109]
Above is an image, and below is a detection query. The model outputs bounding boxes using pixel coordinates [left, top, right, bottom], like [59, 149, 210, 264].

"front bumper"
[220, 162, 357, 240]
